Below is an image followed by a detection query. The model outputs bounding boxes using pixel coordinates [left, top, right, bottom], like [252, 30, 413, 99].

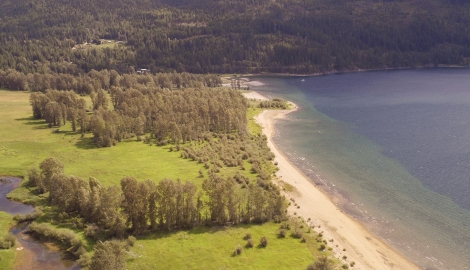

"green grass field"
[0, 89, 203, 186]
[0, 89, 333, 269]
[0, 212, 15, 270]
[128, 221, 326, 270]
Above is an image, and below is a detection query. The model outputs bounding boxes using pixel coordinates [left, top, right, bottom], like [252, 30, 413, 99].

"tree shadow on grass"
[53, 129, 77, 136]
[15, 117, 49, 129]
[137, 223, 261, 242]
[75, 137, 97, 150]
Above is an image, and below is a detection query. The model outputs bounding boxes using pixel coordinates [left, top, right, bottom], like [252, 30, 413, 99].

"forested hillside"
[1, 0, 470, 75]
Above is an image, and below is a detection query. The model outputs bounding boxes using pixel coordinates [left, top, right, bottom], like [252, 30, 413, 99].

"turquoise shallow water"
[250, 68, 470, 270]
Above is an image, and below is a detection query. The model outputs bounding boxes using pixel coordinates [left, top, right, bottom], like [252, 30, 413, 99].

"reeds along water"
[250, 68, 470, 270]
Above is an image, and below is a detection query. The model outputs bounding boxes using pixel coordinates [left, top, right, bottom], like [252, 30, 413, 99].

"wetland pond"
[0, 176, 79, 270]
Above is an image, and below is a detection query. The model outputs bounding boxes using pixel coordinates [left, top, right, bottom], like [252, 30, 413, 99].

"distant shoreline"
[241, 64, 470, 78]
[251, 94, 421, 269]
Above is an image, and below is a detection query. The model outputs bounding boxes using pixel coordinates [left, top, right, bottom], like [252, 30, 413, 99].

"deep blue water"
[250, 68, 470, 270]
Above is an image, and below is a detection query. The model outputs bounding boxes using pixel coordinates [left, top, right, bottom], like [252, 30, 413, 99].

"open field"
[0, 212, 15, 270]
[128, 221, 330, 270]
[72, 40, 121, 51]
[0, 89, 204, 186]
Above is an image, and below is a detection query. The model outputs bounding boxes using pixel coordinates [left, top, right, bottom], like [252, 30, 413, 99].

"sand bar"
[242, 90, 269, 100]
[255, 105, 421, 270]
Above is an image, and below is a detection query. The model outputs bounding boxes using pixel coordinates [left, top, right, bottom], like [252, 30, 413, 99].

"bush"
[85, 224, 100, 239]
[279, 229, 286, 238]
[14, 207, 43, 223]
[0, 234, 16, 249]
[259, 236, 268, 247]
[26, 167, 42, 188]
[243, 233, 252, 240]
[291, 228, 303, 239]
[233, 245, 243, 256]
[78, 252, 92, 267]
[90, 240, 127, 270]
[246, 239, 254, 248]
[28, 222, 83, 256]
[126, 236, 136, 248]
[319, 244, 326, 251]
[306, 256, 332, 270]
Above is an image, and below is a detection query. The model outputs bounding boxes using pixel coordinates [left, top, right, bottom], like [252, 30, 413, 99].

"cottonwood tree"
[121, 177, 149, 233]
[91, 89, 109, 110]
[96, 185, 122, 230]
[38, 157, 64, 193]
[44, 101, 63, 127]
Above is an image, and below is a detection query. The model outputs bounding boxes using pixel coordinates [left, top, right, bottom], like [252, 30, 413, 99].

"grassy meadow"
[0, 89, 204, 186]
[0, 212, 15, 270]
[0, 89, 332, 269]
[128, 221, 326, 270]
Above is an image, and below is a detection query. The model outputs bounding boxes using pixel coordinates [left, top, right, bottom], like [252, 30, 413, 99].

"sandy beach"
[253, 95, 421, 269]
[242, 90, 269, 100]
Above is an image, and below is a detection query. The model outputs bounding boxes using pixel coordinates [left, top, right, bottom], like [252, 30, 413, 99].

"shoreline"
[242, 64, 470, 78]
[253, 100, 421, 269]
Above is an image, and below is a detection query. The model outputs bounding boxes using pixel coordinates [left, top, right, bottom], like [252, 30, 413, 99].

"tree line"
[27, 157, 286, 237]
[30, 84, 247, 147]
[0, 69, 221, 92]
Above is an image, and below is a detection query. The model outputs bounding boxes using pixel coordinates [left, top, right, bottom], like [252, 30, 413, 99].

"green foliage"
[234, 245, 243, 256]
[77, 252, 92, 268]
[259, 99, 288, 109]
[39, 157, 64, 193]
[1, 0, 470, 75]
[307, 256, 333, 270]
[27, 222, 84, 257]
[90, 240, 127, 270]
[0, 234, 16, 249]
[26, 156, 285, 234]
[260, 236, 268, 247]
[291, 218, 304, 239]
[29, 84, 248, 148]
[127, 236, 136, 247]
[13, 207, 43, 223]
[0, 212, 15, 270]
[0, 90, 332, 269]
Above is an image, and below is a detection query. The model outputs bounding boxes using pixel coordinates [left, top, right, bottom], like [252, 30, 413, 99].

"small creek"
[0, 176, 79, 270]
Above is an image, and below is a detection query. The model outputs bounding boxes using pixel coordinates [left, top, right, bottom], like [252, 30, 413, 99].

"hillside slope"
[1, 0, 469, 74]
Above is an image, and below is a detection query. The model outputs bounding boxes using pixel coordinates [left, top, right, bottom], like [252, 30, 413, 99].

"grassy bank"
[0, 212, 15, 270]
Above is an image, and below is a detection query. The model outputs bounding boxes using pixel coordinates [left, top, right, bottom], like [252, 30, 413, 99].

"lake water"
[250, 68, 470, 270]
